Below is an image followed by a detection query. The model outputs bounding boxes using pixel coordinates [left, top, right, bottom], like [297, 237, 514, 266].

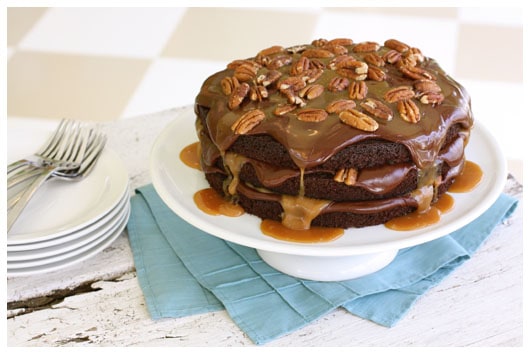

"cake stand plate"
[150, 107, 506, 281]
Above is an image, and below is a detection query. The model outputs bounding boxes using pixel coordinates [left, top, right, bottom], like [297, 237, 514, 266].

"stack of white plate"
[7, 148, 130, 277]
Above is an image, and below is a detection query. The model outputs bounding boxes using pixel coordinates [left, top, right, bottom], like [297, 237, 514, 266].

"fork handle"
[7, 159, 32, 174]
[7, 165, 42, 189]
[7, 166, 55, 232]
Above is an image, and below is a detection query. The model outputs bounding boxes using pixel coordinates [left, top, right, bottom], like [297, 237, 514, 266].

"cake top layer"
[195, 38, 474, 169]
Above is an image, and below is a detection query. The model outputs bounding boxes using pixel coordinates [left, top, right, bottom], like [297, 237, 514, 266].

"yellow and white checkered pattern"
[7, 6, 524, 179]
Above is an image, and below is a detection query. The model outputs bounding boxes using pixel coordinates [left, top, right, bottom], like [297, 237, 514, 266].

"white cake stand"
[150, 108, 506, 281]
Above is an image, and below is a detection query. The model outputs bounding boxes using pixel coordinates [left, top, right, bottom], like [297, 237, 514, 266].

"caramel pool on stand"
[181, 142, 482, 241]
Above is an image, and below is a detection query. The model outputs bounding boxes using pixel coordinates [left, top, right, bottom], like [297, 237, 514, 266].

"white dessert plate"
[7, 187, 130, 252]
[6, 205, 130, 277]
[7, 197, 130, 261]
[151, 108, 506, 257]
[7, 148, 129, 244]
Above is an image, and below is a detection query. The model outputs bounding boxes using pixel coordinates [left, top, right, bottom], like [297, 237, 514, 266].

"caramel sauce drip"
[280, 194, 331, 230]
[385, 160, 480, 231]
[448, 161, 483, 193]
[193, 188, 244, 217]
[260, 219, 344, 243]
[180, 142, 202, 170]
[223, 152, 248, 195]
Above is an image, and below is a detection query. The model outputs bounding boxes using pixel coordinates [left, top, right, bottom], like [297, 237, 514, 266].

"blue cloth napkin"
[127, 184, 517, 344]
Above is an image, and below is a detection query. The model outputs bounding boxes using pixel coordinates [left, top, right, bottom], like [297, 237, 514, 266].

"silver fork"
[7, 125, 92, 232]
[7, 119, 74, 175]
[7, 125, 101, 190]
[6, 130, 107, 211]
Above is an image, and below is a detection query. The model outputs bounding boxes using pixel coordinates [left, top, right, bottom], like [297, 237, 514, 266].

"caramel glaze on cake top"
[194, 38, 474, 228]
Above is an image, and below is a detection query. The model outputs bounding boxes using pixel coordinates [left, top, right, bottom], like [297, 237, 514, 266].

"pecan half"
[326, 99, 356, 114]
[384, 86, 415, 103]
[419, 92, 445, 105]
[301, 48, 335, 58]
[352, 41, 380, 53]
[360, 98, 393, 121]
[291, 56, 311, 75]
[256, 70, 282, 87]
[249, 85, 268, 101]
[397, 99, 421, 123]
[334, 168, 358, 186]
[220, 76, 240, 95]
[398, 63, 436, 80]
[328, 55, 356, 70]
[328, 38, 354, 46]
[364, 53, 385, 67]
[349, 81, 368, 100]
[382, 49, 402, 64]
[323, 44, 349, 56]
[231, 109, 266, 134]
[328, 76, 350, 92]
[299, 68, 324, 84]
[311, 38, 328, 47]
[413, 79, 441, 94]
[228, 82, 250, 109]
[367, 65, 386, 81]
[227, 59, 260, 70]
[339, 109, 379, 132]
[234, 62, 259, 81]
[277, 76, 306, 91]
[299, 84, 324, 100]
[266, 54, 293, 70]
[257, 45, 284, 58]
[296, 108, 328, 122]
[384, 39, 410, 53]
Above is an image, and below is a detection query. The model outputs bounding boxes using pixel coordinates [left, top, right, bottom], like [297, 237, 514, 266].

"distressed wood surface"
[6, 108, 523, 346]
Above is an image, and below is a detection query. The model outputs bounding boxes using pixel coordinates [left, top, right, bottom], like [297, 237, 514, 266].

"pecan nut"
[325, 99, 357, 114]
[398, 63, 436, 81]
[360, 98, 393, 121]
[367, 65, 386, 81]
[220, 76, 240, 95]
[397, 99, 421, 123]
[339, 109, 379, 132]
[231, 109, 266, 134]
[296, 108, 328, 122]
[256, 70, 282, 87]
[228, 82, 250, 109]
[384, 39, 410, 53]
[364, 53, 385, 67]
[266, 54, 293, 70]
[277, 76, 306, 91]
[328, 38, 354, 46]
[382, 49, 402, 64]
[301, 48, 335, 58]
[299, 84, 324, 100]
[249, 85, 268, 102]
[334, 168, 358, 186]
[327, 76, 350, 92]
[419, 92, 445, 105]
[349, 81, 368, 100]
[352, 41, 380, 53]
[413, 79, 441, 94]
[234, 62, 259, 82]
[384, 86, 415, 103]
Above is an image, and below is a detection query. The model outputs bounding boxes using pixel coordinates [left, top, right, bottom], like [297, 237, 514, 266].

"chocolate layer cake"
[194, 38, 474, 230]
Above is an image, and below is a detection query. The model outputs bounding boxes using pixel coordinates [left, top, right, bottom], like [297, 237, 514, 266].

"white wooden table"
[6, 107, 523, 346]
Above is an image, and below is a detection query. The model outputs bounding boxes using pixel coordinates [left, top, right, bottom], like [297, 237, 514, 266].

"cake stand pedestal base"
[257, 249, 398, 281]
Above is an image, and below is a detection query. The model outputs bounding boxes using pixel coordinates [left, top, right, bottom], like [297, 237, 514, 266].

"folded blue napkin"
[127, 184, 517, 344]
